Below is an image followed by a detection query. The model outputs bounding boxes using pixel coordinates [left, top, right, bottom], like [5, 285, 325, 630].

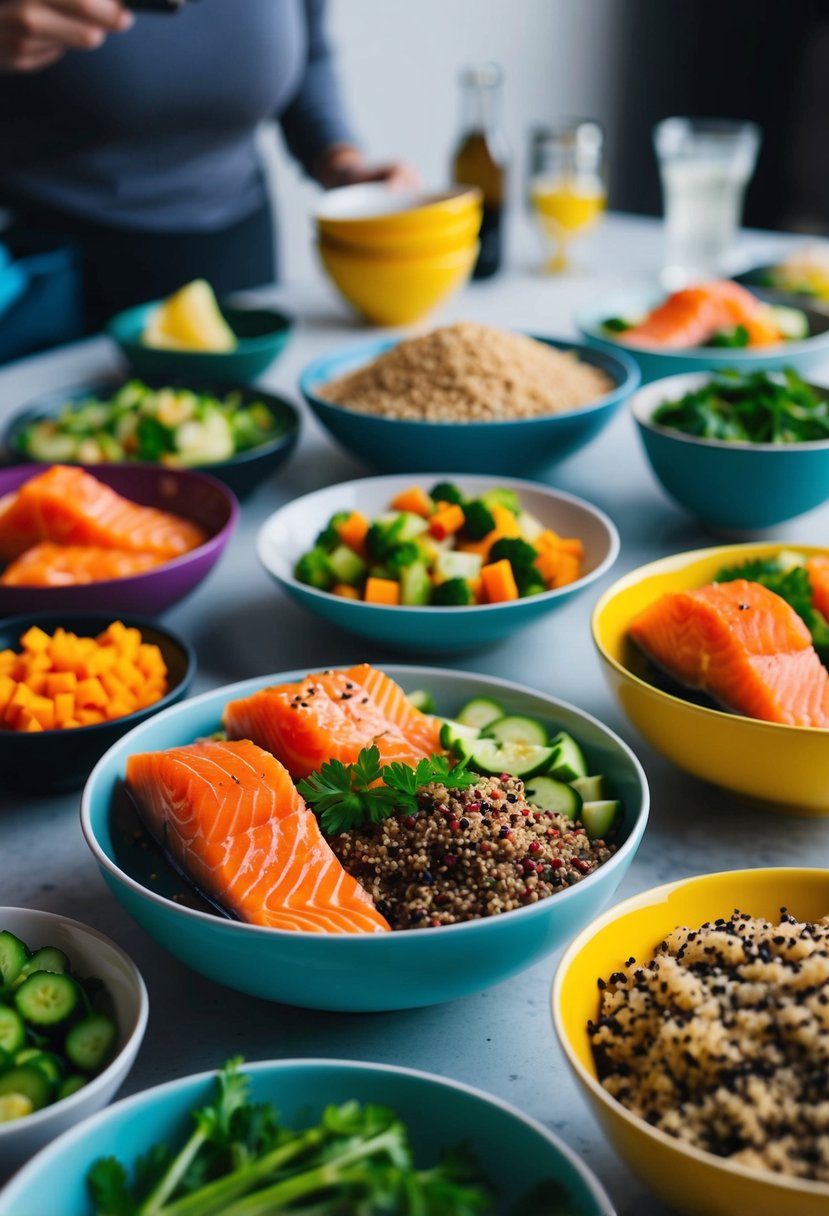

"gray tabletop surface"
[1, 214, 827, 1215]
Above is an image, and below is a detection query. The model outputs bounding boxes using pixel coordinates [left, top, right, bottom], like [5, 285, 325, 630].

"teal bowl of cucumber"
[256, 473, 620, 653]
[0, 907, 148, 1179]
[81, 663, 648, 1012]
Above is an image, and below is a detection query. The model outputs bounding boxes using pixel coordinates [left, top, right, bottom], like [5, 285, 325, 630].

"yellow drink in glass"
[528, 122, 606, 272]
[531, 179, 606, 270]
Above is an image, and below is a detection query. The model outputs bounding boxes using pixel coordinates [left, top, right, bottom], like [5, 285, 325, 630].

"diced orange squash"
[76, 677, 108, 708]
[535, 529, 562, 552]
[28, 696, 55, 730]
[364, 577, 400, 606]
[17, 710, 43, 733]
[332, 582, 360, 600]
[20, 626, 51, 654]
[77, 708, 105, 726]
[534, 549, 562, 584]
[0, 674, 15, 715]
[100, 671, 131, 702]
[481, 559, 519, 603]
[429, 504, 465, 541]
[556, 537, 584, 559]
[53, 692, 76, 726]
[0, 649, 16, 671]
[27, 673, 48, 695]
[490, 506, 521, 538]
[45, 671, 77, 696]
[105, 699, 134, 721]
[552, 554, 582, 587]
[390, 486, 433, 518]
[336, 511, 370, 555]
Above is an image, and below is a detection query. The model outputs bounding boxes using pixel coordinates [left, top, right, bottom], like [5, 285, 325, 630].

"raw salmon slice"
[807, 556, 829, 622]
[0, 543, 165, 586]
[0, 465, 206, 561]
[630, 578, 829, 727]
[621, 280, 783, 349]
[126, 738, 390, 934]
[222, 665, 443, 779]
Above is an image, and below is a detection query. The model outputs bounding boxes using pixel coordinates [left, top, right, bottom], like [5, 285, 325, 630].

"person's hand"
[315, 144, 420, 191]
[0, 0, 133, 73]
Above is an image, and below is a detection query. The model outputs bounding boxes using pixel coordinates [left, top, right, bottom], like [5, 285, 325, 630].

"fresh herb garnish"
[707, 323, 750, 348]
[715, 554, 829, 663]
[651, 368, 829, 444]
[297, 745, 480, 835]
[602, 316, 633, 333]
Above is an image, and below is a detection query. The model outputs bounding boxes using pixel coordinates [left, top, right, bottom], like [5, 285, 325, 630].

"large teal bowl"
[576, 287, 829, 384]
[81, 665, 648, 1012]
[257, 473, 619, 653]
[0, 1060, 615, 1215]
[299, 335, 639, 475]
[107, 301, 293, 383]
[631, 372, 829, 531]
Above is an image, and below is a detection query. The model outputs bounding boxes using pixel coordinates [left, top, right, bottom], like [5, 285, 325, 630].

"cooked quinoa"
[317, 322, 614, 422]
[328, 774, 615, 930]
[589, 909, 829, 1182]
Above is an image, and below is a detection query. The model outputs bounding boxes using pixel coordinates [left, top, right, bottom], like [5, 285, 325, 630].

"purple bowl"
[0, 464, 238, 616]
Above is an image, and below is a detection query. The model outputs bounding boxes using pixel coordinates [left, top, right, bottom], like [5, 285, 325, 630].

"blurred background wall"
[263, 0, 829, 281]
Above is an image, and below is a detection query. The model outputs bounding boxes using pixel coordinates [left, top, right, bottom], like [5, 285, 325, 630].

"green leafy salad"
[651, 369, 829, 443]
[16, 381, 284, 467]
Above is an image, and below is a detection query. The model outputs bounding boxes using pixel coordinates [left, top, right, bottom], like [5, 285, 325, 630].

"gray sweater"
[0, 0, 355, 231]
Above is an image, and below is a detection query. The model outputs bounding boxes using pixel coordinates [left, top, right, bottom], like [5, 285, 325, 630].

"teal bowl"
[107, 301, 293, 383]
[80, 665, 648, 1012]
[257, 473, 620, 653]
[631, 372, 829, 531]
[299, 335, 639, 475]
[576, 287, 829, 384]
[0, 1059, 616, 1215]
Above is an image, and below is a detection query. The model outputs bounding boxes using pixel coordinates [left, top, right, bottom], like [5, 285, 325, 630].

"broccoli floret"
[461, 499, 496, 540]
[365, 517, 406, 561]
[431, 578, 474, 606]
[315, 511, 350, 553]
[488, 538, 539, 572]
[517, 575, 548, 598]
[294, 548, 334, 590]
[430, 481, 465, 506]
[385, 541, 422, 576]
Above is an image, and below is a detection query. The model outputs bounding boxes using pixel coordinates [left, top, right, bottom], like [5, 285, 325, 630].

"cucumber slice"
[465, 738, 557, 780]
[523, 775, 583, 817]
[581, 799, 622, 841]
[407, 689, 436, 714]
[397, 512, 429, 542]
[327, 544, 367, 586]
[440, 720, 481, 751]
[0, 1093, 33, 1123]
[770, 304, 809, 340]
[570, 775, 607, 802]
[14, 1050, 64, 1085]
[14, 972, 81, 1027]
[57, 1075, 87, 1101]
[486, 714, 549, 747]
[0, 1066, 52, 1111]
[456, 697, 505, 731]
[399, 562, 432, 606]
[548, 731, 588, 782]
[21, 947, 69, 978]
[0, 1007, 25, 1055]
[435, 550, 482, 582]
[0, 931, 29, 986]
[65, 1014, 117, 1073]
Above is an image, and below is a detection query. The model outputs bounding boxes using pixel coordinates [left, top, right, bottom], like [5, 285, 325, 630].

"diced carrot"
[535, 529, 562, 552]
[481, 559, 519, 603]
[534, 549, 562, 584]
[0, 674, 15, 715]
[490, 506, 521, 538]
[54, 692, 76, 726]
[552, 554, 583, 587]
[336, 511, 370, 555]
[27, 673, 48, 695]
[17, 710, 43, 733]
[77, 708, 105, 726]
[20, 626, 51, 654]
[114, 657, 144, 690]
[364, 577, 400, 606]
[100, 671, 131, 702]
[557, 537, 584, 559]
[390, 486, 433, 518]
[0, 649, 16, 671]
[76, 677, 108, 708]
[429, 504, 465, 540]
[332, 582, 361, 600]
[28, 696, 55, 730]
[105, 699, 134, 721]
[46, 671, 77, 696]
[24, 653, 52, 674]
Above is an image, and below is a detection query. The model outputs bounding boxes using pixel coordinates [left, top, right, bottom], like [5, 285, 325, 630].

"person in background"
[0, 0, 417, 327]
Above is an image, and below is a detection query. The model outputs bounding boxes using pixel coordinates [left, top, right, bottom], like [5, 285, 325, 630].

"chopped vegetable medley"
[295, 483, 585, 606]
[651, 369, 829, 443]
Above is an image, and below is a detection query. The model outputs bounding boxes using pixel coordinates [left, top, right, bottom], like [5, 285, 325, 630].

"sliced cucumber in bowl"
[462, 737, 557, 780]
[522, 775, 583, 817]
[439, 720, 481, 751]
[547, 731, 588, 782]
[455, 696, 504, 731]
[485, 714, 549, 747]
[580, 799, 622, 841]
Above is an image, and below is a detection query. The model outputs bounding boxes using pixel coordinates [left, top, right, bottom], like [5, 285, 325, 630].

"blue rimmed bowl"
[0, 1059, 616, 1215]
[299, 335, 639, 475]
[81, 665, 648, 1012]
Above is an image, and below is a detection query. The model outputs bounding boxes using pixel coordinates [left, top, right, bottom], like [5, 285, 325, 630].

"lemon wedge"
[143, 280, 237, 352]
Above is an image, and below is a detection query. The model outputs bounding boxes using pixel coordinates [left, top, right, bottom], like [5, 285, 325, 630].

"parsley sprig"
[297, 745, 480, 835]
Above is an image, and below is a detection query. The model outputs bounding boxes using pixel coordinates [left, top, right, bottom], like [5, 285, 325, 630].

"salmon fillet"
[629, 578, 829, 727]
[0, 542, 165, 586]
[807, 557, 829, 622]
[222, 664, 443, 779]
[0, 465, 206, 561]
[622, 281, 782, 350]
[126, 738, 390, 934]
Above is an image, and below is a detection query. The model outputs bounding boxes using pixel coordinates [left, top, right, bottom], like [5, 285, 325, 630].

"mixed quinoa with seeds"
[327, 774, 616, 930]
[589, 908, 829, 1182]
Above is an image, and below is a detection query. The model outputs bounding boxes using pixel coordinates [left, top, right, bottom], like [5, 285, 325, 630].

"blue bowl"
[0, 1059, 616, 1215]
[299, 335, 639, 475]
[257, 473, 620, 653]
[108, 301, 293, 383]
[81, 665, 648, 1012]
[576, 286, 829, 384]
[631, 372, 829, 532]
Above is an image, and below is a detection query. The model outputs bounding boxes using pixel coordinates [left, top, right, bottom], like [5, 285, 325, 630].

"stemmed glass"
[528, 121, 606, 273]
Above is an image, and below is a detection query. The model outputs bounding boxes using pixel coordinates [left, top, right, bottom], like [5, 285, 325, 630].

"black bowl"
[3, 377, 300, 501]
[0, 611, 195, 794]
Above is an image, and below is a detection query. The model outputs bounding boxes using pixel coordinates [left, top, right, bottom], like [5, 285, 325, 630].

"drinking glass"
[527, 121, 606, 273]
[653, 118, 761, 289]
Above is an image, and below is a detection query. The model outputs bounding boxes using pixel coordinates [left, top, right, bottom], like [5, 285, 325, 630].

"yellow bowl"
[315, 183, 482, 243]
[592, 542, 829, 816]
[316, 210, 482, 258]
[317, 237, 478, 326]
[553, 867, 829, 1216]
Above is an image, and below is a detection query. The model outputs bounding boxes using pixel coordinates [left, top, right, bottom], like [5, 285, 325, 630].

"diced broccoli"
[385, 542, 422, 576]
[430, 481, 465, 506]
[431, 578, 474, 606]
[315, 511, 351, 553]
[462, 499, 496, 540]
[294, 548, 334, 590]
[365, 516, 405, 561]
[488, 538, 539, 572]
[516, 574, 548, 598]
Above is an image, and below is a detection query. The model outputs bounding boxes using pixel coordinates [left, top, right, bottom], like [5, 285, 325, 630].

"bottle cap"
[460, 63, 503, 89]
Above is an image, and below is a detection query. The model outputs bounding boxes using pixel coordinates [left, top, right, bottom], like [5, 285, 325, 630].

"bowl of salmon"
[592, 541, 829, 815]
[81, 662, 648, 1011]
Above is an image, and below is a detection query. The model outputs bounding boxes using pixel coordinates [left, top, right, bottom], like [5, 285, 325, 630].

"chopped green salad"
[651, 369, 829, 444]
[16, 381, 285, 467]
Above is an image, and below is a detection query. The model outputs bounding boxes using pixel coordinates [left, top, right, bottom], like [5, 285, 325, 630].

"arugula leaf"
[652, 369, 829, 444]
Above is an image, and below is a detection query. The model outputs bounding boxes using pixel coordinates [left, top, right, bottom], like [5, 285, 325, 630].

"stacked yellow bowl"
[314, 184, 483, 325]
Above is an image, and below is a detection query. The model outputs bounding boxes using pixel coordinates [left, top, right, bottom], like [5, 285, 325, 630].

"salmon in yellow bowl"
[553, 867, 829, 1216]
[592, 541, 829, 815]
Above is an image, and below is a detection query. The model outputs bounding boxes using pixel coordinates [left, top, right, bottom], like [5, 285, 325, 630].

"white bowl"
[0, 908, 148, 1178]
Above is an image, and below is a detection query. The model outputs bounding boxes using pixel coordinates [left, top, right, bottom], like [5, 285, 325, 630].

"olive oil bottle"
[452, 63, 509, 279]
